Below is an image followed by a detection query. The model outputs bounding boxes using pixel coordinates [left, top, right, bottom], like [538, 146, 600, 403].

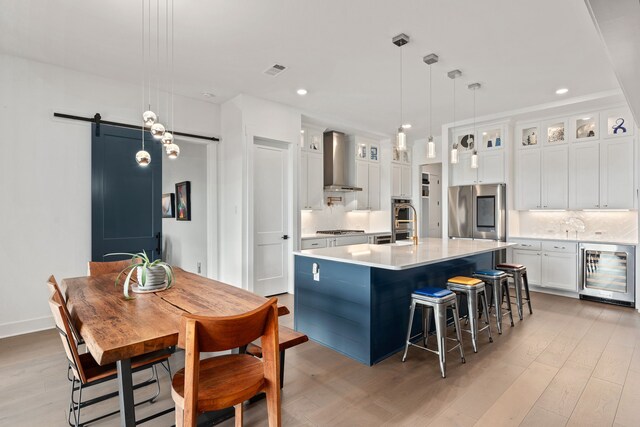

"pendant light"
[469, 82, 481, 169]
[393, 34, 409, 152]
[165, 0, 180, 158]
[448, 69, 462, 164]
[137, 0, 152, 165]
[423, 54, 438, 159]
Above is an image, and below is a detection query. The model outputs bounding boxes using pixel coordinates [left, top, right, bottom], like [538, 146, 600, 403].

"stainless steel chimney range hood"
[323, 131, 362, 192]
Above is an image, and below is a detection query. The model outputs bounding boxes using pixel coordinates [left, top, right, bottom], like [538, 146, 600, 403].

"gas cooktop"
[316, 229, 366, 235]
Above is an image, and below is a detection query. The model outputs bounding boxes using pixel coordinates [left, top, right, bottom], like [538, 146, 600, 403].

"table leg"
[116, 358, 136, 427]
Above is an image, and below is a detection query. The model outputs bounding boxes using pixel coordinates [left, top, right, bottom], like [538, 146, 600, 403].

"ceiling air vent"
[263, 64, 287, 76]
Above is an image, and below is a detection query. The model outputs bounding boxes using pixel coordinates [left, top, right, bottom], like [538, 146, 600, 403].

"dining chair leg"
[265, 385, 282, 427]
[235, 403, 244, 427]
[175, 406, 184, 427]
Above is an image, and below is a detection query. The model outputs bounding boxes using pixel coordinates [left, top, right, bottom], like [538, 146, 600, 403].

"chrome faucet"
[394, 203, 419, 245]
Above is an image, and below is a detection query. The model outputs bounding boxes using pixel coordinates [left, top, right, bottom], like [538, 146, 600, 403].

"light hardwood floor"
[1, 292, 640, 426]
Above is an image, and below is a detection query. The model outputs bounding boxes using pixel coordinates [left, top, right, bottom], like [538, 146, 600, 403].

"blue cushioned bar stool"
[446, 276, 493, 353]
[401, 287, 465, 378]
[473, 269, 514, 334]
[496, 263, 533, 320]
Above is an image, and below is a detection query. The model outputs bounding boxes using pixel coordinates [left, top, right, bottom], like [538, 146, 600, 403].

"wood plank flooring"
[1, 292, 640, 426]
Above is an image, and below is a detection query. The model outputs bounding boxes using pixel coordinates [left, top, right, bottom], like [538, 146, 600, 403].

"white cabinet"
[300, 151, 324, 210]
[327, 235, 369, 247]
[368, 163, 381, 210]
[347, 136, 381, 210]
[568, 137, 634, 209]
[516, 146, 568, 210]
[301, 238, 327, 250]
[600, 138, 634, 209]
[510, 239, 577, 291]
[541, 253, 577, 291]
[569, 142, 600, 209]
[478, 151, 505, 184]
[516, 149, 542, 210]
[512, 249, 542, 285]
[541, 145, 568, 209]
[391, 163, 412, 198]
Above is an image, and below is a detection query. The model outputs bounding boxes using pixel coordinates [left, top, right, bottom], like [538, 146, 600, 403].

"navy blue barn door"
[91, 124, 162, 261]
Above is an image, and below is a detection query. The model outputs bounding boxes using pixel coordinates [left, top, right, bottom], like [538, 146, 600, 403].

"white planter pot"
[136, 265, 167, 289]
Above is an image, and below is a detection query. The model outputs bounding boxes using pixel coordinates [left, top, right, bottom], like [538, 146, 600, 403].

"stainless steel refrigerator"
[448, 184, 506, 241]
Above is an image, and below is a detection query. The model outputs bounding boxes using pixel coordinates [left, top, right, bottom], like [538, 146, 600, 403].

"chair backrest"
[48, 291, 86, 383]
[177, 297, 280, 424]
[46, 275, 83, 345]
[87, 259, 134, 277]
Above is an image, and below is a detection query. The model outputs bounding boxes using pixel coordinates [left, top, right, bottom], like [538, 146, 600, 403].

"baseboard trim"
[0, 315, 54, 339]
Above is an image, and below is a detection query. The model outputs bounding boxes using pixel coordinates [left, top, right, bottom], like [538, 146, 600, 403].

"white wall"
[0, 53, 220, 338]
[162, 141, 209, 276]
[219, 95, 302, 293]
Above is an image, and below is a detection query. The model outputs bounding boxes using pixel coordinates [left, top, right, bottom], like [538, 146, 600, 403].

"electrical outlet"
[197, 262, 201, 274]
[312, 263, 320, 281]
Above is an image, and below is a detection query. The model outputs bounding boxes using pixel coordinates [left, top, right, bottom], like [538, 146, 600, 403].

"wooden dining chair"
[47, 280, 171, 427]
[87, 259, 134, 276]
[171, 298, 281, 427]
[46, 275, 84, 347]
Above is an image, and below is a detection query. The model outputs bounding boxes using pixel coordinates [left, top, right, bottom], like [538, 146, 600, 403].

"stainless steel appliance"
[579, 243, 635, 307]
[392, 198, 416, 242]
[448, 184, 506, 241]
[372, 234, 392, 244]
[316, 229, 365, 235]
[323, 131, 362, 192]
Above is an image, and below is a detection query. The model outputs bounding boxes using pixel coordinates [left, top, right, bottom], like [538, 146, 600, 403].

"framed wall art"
[161, 193, 175, 218]
[602, 108, 634, 138]
[175, 181, 191, 221]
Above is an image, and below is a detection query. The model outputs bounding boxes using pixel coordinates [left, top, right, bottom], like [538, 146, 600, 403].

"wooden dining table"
[61, 267, 271, 427]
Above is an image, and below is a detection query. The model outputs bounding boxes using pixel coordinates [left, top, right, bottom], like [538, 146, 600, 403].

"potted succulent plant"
[106, 251, 174, 298]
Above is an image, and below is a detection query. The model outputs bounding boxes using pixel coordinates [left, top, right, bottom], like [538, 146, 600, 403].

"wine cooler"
[579, 243, 635, 307]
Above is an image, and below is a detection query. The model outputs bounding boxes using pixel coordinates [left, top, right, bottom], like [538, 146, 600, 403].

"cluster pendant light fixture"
[448, 69, 462, 164]
[469, 82, 481, 169]
[393, 34, 409, 152]
[137, 0, 180, 166]
[423, 54, 438, 159]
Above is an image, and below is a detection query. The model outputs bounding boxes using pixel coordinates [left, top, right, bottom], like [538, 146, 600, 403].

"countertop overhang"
[294, 238, 515, 270]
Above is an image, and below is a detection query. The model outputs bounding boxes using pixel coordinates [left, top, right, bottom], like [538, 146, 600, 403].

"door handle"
[282, 235, 289, 240]
[155, 232, 162, 256]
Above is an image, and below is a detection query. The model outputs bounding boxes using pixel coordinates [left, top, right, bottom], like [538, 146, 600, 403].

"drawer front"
[541, 241, 577, 253]
[301, 238, 327, 250]
[334, 235, 369, 246]
[509, 240, 542, 251]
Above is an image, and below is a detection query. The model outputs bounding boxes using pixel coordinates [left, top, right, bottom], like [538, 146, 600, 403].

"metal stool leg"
[467, 290, 479, 353]
[503, 278, 515, 327]
[493, 279, 503, 334]
[523, 271, 533, 315]
[451, 301, 466, 364]
[434, 303, 447, 378]
[480, 289, 493, 343]
[401, 299, 416, 362]
[424, 306, 432, 347]
[512, 271, 524, 320]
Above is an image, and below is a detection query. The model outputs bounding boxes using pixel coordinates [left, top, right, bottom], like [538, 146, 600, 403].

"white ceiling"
[0, 0, 621, 138]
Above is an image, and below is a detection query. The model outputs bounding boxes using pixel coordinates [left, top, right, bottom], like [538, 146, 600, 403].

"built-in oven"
[391, 198, 415, 242]
[579, 243, 635, 307]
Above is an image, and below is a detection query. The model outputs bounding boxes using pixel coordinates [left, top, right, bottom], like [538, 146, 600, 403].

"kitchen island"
[294, 238, 513, 365]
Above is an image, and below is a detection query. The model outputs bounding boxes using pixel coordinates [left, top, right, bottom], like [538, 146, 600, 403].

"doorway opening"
[419, 163, 442, 238]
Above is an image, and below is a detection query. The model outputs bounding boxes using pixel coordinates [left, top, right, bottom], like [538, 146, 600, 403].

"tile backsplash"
[513, 210, 638, 243]
[301, 205, 391, 235]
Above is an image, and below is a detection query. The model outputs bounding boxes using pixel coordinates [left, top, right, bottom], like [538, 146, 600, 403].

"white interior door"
[429, 174, 442, 237]
[254, 143, 289, 296]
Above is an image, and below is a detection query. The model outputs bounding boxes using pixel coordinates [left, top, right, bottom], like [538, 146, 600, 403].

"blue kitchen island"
[294, 238, 513, 365]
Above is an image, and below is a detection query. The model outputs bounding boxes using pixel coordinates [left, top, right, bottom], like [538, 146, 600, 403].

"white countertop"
[509, 235, 638, 246]
[295, 238, 514, 270]
[301, 231, 392, 240]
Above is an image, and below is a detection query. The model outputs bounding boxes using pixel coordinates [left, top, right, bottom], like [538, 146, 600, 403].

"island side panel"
[294, 255, 373, 365]
[370, 252, 494, 364]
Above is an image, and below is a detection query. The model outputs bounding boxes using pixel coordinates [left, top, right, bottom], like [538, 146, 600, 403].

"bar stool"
[496, 263, 533, 320]
[401, 287, 465, 378]
[446, 276, 493, 353]
[473, 270, 514, 334]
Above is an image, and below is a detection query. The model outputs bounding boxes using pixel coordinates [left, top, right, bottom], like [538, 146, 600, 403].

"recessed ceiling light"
[202, 92, 215, 98]
[297, 88, 308, 96]
[482, 132, 487, 136]
[555, 88, 569, 95]
[300, 129, 305, 134]
[401, 123, 412, 129]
